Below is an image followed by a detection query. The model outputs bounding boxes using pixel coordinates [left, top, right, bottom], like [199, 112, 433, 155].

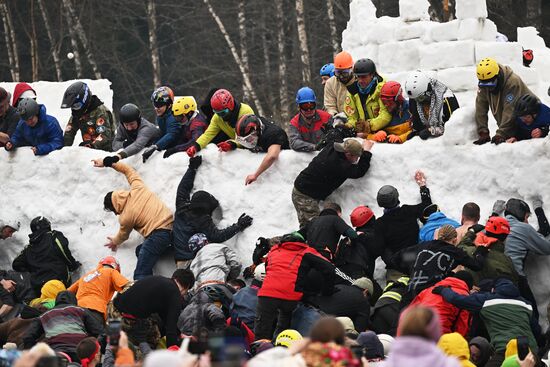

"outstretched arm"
[245, 144, 281, 185]
[175, 156, 201, 211]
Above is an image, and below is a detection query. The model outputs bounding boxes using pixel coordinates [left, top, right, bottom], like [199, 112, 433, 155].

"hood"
[111, 190, 130, 214]
[469, 337, 494, 367]
[278, 241, 310, 252]
[319, 208, 338, 217]
[494, 278, 520, 298]
[36, 104, 49, 123]
[436, 277, 468, 292]
[189, 190, 219, 216]
[55, 291, 78, 306]
[428, 212, 447, 222]
[41, 280, 67, 299]
[385, 337, 460, 367]
[12, 83, 35, 107]
[437, 333, 470, 362]
[474, 232, 499, 247]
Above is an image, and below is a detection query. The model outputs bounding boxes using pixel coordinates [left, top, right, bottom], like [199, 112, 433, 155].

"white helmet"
[254, 263, 266, 282]
[404, 71, 431, 99]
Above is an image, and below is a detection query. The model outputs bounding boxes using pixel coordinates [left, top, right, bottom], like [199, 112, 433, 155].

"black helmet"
[17, 98, 40, 120]
[353, 58, 376, 76]
[30, 216, 51, 233]
[514, 94, 539, 117]
[61, 81, 91, 111]
[505, 198, 531, 220]
[235, 114, 262, 137]
[119, 103, 141, 124]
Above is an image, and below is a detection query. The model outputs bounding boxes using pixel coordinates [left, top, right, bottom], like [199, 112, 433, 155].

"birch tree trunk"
[30, 0, 39, 81]
[275, 0, 290, 124]
[203, 0, 265, 116]
[238, 0, 250, 101]
[0, 1, 20, 81]
[326, 0, 340, 54]
[37, 0, 62, 81]
[146, 0, 161, 88]
[261, 9, 274, 109]
[63, 4, 83, 78]
[295, 0, 311, 84]
[62, 0, 102, 79]
[525, 0, 542, 30]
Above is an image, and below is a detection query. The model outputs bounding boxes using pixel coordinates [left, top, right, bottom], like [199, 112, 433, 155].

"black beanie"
[452, 270, 474, 290]
[104, 192, 115, 212]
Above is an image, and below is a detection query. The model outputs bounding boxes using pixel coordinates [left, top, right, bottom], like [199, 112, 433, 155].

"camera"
[107, 319, 122, 347]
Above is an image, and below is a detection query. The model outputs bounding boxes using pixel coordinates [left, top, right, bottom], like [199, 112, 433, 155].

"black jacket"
[374, 186, 432, 267]
[12, 230, 79, 293]
[254, 117, 290, 151]
[294, 145, 371, 200]
[335, 221, 379, 279]
[113, 276, 182, 347]
[0, 105, 20, 137]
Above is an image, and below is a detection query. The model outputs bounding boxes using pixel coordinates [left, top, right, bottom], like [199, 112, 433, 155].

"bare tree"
[0, 1, 20, 81]
[261, 9, 274, 109]
[238, 0, 250, 101]
[295, 0, 311, 84]
[63, 4, 83, 78]
[203, 0, 265, 116]
[326, 0, 340, 54]
[146, 0, 161, 87]
[30, 0, 39, 81]
[37, 0, 62, 81]
[275, 0, 290, 123]
[525, 0, 542, 30]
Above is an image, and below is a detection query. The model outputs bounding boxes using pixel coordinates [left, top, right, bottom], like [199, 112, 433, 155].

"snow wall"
[2, 0, 550, 328]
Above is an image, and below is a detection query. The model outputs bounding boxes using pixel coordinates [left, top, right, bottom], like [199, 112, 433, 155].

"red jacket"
[409, 276, 470, 336]
[258, 242, 335, 301]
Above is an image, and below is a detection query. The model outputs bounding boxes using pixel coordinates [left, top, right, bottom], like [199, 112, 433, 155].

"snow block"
[361, 17, 401, 45]
[419, 40, 475, 70]
[508, 63, 540, 88]
[383, 71, 411, 86]
[350, 44, 379, 65]
[399, 0, 429, 22]
[458, 19, 496, 42]
[481, 19, 497, 41]
[475, 41, 522, 66]
[440, 106, 478, 145]
[342, 27, 362, 51]
[517, 27, 547, 49]
[455, 0, 488, 19]
[530, 48, 550, 84]
[378, 39, 422, 73]
[349, 0, 377, 21]
[425, 19, 459, 42]
[436, 66, 477, 93]
[395, 21, 431, 41]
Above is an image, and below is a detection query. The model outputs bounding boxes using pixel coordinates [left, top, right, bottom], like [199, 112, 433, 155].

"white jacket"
[190, 243, 242, 285]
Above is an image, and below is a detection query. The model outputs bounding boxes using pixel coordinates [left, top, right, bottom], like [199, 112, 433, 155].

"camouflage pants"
[292, 187, 320, 227]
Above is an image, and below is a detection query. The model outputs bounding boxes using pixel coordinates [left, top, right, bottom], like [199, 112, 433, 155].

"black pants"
[254, 296, 297, 340]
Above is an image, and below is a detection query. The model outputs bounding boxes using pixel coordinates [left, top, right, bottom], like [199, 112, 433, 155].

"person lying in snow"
[506, 94, 550, 143]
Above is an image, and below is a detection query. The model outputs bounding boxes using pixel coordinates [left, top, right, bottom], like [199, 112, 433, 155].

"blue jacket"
[10, 104, 63, 155]
[516, 103, 550, 141]
[419, 212, 460, 242]
[230, 284, 259, 330]
[154, 110, 182, 150]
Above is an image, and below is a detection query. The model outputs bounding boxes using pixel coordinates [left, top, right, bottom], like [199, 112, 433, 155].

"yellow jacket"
[344, 77, 392, 132]
[196, 103, 255, 149]
[111, 163, 173, 246]
[438, 332, 476, 367]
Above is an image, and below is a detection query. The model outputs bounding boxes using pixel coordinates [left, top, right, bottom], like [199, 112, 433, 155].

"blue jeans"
[290, 303, 322, 337]
[133, 229, 172, 280]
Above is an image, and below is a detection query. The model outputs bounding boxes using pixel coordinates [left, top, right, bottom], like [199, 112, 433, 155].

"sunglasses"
[299, 102, 316, 111]
[214, 108, 230, 118]
[153, 100, 168, 108]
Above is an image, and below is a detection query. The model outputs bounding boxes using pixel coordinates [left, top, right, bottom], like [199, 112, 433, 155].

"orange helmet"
[350, 206, 375, 228]
[334, 51, 354, 70]
[99, 256, 120, 272]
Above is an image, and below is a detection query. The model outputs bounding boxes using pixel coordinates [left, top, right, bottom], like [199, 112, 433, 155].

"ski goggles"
[214, 108, 231, 119]
[478, 76, 498, 88]
[153, 100, 169, 108]
[299, 102, 316, 111]
[236, 132, 258, 149]
[334, 68, 353, 77]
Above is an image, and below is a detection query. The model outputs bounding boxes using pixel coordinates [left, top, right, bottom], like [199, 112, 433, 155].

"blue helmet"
[320, 63, 335, 77]
[295, 87, 316, 105]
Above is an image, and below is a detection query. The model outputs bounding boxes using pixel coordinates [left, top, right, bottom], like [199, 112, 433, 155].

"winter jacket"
[409, 277, 471, 337]
[177, 289, 225, 336]
[195, 102, 254, 149]
[0, 105, 20, 139]
[113, 276, 182, 347]
[190, 243, 242, 285]
[247, 117, 289, 152]
[11, 83, 35, 107]
[110, 163, 173, 246]
[475, 64, 535, 139]
[259, 242, 335, 301]
[112, 117, 160, 158]
[380, 336, 461, 367]
[12, 230, 79, 293]
[514, 102, 550, 141]
[170, 112, 209, 153]
[458, 231, 518, 285]
[289, 110, 332, 152]
[437, 333, 476, 367]
[344, 76, 392, 132]
[154, 109, 182, 150]
[324, 75, 356, 116]
[438, 278, 537, 353]
[379, 100, 413, 143]
[63, 96, 115, 151]
[10, 104, 63, 155]
[294, 144, 372, 201]
[0, 317, 34, 348]
[419, 212, 461, 242]
[230, 283, 260, 330]
[371, 277, 409, 336]
[335, 221, 379, 279]
[505, 214, 550, 276]
[68, 266, 129, 319]
[411, 79, 457, 135]
[173, 166, 241, 260]
[375, 186, 432, 267]
[23, 291, 103, 355]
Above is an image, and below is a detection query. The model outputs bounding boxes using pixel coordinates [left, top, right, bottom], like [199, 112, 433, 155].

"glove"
[432, 286, 447, 295]
[217, 141, 237, 152]
[373, 130, 387, 142]
[491, 135, 505, 145]
[468, 224, 485, 234]
[491, 199, 506, 216]
[189, 156, 202, 170]
[243, 264, 256, 279]
[419, 129, 432, 140]
[237, 213, 253, 230]
[473, 131, 490, 145]
[142, 145, 157, 163]
[356, 120, 365, 133]
[186, 145, 197, 157]
[163, 147, 178, 158]
[79, 140, 93, 147]
[103, 155, 120, 167]
[532, 196, 543, 210]
[387, 134, 402, 144]
[332, 112, 348, 127]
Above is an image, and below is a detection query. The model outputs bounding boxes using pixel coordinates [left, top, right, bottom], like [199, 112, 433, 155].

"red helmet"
[380, 81, 404, 103]
[99, 256, 120, 272]
[485, 216, 510, 235]
[350, 206, 375, 228]
[210, 89, 235, 112]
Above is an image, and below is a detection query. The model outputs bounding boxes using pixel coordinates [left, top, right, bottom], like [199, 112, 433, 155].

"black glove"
[237, 213, 253, 230]
[473, 132, 491, 145]
[189, 155, 202, 170]
[468, 224, 485, 234]
[163, 147, 178, 158]
[122, 140, 132, 148]
[243, 265, 256, 279]
[432, 286, 447, 295]
[79, 140, 93, 147]
[103, 155, 120, 167]
[419, 129, 432, 140]
[142, 145, 157, 163]
[253, 237, 270, 265]
[491, 135, 506, 145]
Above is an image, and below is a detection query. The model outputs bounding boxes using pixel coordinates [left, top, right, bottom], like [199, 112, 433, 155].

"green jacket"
[195, 103, 254, 149]
[344, 77, 392, 132]
[63, 103, 115, 151]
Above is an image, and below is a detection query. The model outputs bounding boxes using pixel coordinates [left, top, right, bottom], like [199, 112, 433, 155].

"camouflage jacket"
[64, 103, 115, 151]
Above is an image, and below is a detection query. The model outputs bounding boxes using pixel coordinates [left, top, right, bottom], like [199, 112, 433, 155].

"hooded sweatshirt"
[11, 83, 36, 107]
[10, 104, 63, 155]
[380, 336, 461, 367]
[419, 212, 460, 242]
[468, 337, 494, 367]
[437, 333, 476, 367]
[110, 163, 173, 246]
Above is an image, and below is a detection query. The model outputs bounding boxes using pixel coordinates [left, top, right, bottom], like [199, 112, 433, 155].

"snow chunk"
[455, 0, 488, 19]
[420, 40, 475, 70]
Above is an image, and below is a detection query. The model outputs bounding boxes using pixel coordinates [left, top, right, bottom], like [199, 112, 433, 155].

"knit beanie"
[377, 185, 399, 209]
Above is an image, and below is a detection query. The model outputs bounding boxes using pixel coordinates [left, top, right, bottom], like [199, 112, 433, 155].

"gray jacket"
[505, 214, 550, 276]
[190, 242, 242, 286]
[112, 118, 161, 158]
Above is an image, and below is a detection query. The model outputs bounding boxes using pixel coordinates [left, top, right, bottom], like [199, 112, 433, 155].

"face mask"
[236, 132, 258, 149]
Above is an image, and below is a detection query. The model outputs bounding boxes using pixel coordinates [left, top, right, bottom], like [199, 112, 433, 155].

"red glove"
[186, 146, 197, 157]
[217, 141, 236, 152]
[387, 134, 402, 144]
[372, 130, 387, 142]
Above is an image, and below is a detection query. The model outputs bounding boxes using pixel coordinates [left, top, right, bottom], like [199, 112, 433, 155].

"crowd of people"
[1, 49, 550, 367]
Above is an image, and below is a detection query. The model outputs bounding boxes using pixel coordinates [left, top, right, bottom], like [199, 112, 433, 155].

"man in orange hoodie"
[92, 158, 174, 280]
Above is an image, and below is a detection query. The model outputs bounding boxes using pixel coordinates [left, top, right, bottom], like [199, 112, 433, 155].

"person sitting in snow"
[221, 114, 289, 185]
[506, 94, 550, 143]
[0, 87, 21, 148]
[5, 98, 63, 156]
[162, 97, 208, 158]
[418, 204, 460, 242]
[324, 51, 356, 116]
[289, 87, 332, 152]
[142, 86, 183, 162]
[61, 81, 116, 151]
[344, 58, 392, 138]
[474, 57, 535, 145]
[404, 70, 459, 140]
[372, 81, 413, 144]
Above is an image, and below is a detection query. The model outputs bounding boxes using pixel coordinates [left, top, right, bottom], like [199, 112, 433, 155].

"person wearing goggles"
[404, 70, 459, 140]
[324, 51, 357, 116]
[218, 114, 289, 185]
[289, 87, 332, 152]
[474, 57, 534, 145]
[60, 81, 116, 151]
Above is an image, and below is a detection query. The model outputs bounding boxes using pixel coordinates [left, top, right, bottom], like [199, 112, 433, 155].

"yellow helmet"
[172, 96, 197, 117]
[274, 329, 302, 348]
[476, 58, 499, 80]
